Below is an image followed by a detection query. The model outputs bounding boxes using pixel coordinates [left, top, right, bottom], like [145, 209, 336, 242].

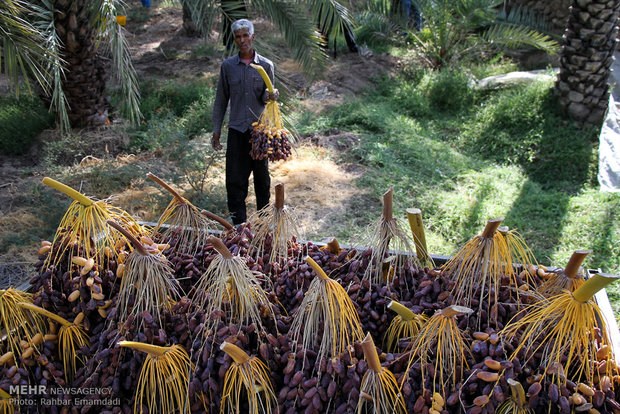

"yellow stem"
[387, 301, 415, 321]
[439, 305, 473, 318]
[507, 378, 526, 407]
[572, 273, 619, 303]
[406, 207, 429, 263]
[118, 341, 170, 357]
[249, 64, 274, 93]
[0, 388, 10, 399]
[42, 177, 93, 206]
[361, 333, 382, 373]
[220, 341, 251, 364]
[306, 256, 330, 281]
[18, 303, 72, 328]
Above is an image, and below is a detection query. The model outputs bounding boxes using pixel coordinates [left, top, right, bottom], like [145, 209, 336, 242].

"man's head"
[232, 19, 254, 36]
[232, 19, 255, 56]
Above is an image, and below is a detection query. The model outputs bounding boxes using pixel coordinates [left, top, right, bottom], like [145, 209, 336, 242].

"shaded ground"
[0, 5, 396, 283]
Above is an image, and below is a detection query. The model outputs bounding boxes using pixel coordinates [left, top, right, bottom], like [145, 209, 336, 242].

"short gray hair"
[231, 19, 254, 35]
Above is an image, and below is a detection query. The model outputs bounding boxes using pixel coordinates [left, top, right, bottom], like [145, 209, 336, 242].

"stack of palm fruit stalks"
[1, 179, 619, 414]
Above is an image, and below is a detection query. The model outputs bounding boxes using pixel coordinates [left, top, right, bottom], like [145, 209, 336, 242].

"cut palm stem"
[321, 238, 343, 255]
[442, 218, 536, 326]
[384, 300, 428, 352]
[201, 210, 234, 232]
[220, 341, 276, 414]
[147, 172, 217, 255]
[406, 208, 434, 267]
[107, 220, 180, 331]
[539, 250, 590, 296]
[0, 288, 45, 366]
[290, 256, 364, 368]
[247, 183, 303, 265]
[191, 236, 274, 341]
[0, 388, 14, 414]
[357, 333, 407, 414]
[501, 273, 620, 385]
[42, 177, 143, 268]
[404, 305, 473, 397]
[496, 379, 533, 414]
[119, 341, 191, 414]
[360, 187, 419, 285]
[18, 303, 88, 383]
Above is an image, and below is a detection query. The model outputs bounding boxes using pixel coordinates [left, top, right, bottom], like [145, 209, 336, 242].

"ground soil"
[0, 5, 398, 282]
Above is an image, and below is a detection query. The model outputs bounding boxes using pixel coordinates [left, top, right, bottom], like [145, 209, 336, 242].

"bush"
[417, 68, 475, 112]
[0, 95, 54, 155]
[139, 79, 213, 120]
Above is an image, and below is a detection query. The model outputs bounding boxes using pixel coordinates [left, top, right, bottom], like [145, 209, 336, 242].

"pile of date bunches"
[1, 223, 619, 414]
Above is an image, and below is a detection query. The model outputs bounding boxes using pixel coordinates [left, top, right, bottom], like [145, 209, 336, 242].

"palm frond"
[94, 0, 142, 125]
[251, 0, 327, 78]
[31, 0, 70, 132]
[0, 0, 55, 95]
[181, 0, 222, 39]
[308, 0, 354, 43]
[482, 23, 559, 54]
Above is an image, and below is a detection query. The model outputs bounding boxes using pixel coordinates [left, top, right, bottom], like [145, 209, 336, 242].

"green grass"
[293, 67, 620, 319]
[0, 95, 54, 155]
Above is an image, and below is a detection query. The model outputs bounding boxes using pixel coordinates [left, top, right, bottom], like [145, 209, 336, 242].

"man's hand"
[211, 133, 223, 150]
[267, 88, 279, 102]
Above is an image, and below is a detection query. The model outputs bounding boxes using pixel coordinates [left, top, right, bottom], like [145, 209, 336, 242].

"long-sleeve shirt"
[212, 52, 275, 134]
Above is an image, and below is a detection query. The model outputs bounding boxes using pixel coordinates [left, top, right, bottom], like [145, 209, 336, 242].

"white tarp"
[598, 94, 620, 192]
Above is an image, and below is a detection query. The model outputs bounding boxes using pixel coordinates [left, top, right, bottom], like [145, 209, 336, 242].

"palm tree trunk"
[54, 0, 109, 128]
[555, 0, 620, 124]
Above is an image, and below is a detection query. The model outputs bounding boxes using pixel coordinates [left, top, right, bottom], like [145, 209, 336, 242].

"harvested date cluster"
[2, 219, 619, 414]
[250, 122, 293, 162]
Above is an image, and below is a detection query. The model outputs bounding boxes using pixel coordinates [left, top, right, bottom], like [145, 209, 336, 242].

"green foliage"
[0, 95, 53, 155]
[408, 0, 558, 69]
[297, 64, 618, 281]
[418, 68, 475, 112]
[139, 79, 213, 120]
[459, 80, 598, 186]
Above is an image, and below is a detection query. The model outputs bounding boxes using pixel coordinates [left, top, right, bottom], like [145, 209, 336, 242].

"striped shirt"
[212, 52, 275, 134]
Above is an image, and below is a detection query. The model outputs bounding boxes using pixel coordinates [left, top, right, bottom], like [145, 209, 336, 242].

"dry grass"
[270, 145, 362, 238]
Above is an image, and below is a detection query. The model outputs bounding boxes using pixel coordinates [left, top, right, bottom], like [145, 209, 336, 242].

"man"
[212, 19, 279, 225]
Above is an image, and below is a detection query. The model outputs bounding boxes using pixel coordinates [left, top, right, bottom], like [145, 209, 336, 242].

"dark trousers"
[226, 128, 270, 225]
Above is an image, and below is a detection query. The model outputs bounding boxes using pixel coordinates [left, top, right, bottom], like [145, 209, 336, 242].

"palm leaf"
[482, 23, 559, 54]
[93, 0, 142, 125]
[31, 0, 70, 132]
[0, 0, 55, 95]
[252, 0, 327, 77]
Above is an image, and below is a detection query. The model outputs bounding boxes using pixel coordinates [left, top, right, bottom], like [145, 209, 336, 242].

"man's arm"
[212, 64, 229, 138]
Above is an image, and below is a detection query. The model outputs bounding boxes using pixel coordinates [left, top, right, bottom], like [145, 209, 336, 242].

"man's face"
[234, 28, 255, 53]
